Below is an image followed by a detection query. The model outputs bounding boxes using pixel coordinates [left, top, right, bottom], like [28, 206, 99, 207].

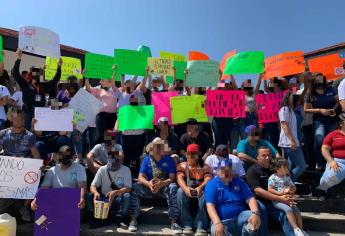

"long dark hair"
[307, 73, 328, 96]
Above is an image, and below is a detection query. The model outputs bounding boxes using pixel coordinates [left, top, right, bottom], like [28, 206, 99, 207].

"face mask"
[130, 102, 138, 106]
[198, 90, 206, 95]
[176, 86, 184, 91]
[59, 155, 72, 166]
[243, 87, 253, 92]
[315, 83, 324, 89]
[268, 86, 275, 92]
[126, 87, 131, 93]
[107, 156, 122, 171]
[104, 140, 112, 146]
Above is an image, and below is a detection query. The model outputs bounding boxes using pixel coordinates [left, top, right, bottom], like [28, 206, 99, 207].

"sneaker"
[19, 206, 31, 222]
[171, 223, 183, 235]
[182, 226, 193, 235]
[195, 228, 208, 236]
[128, 220, 138, 232]
[302, 230, 310, 236]
[294, 228, 304, 236]
[119, 222, 128, 229]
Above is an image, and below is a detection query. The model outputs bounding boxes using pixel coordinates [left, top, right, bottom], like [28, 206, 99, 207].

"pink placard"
[206, 90, 246, 118]
[256, 91, 286, 123]
[152, 91, 178, 125]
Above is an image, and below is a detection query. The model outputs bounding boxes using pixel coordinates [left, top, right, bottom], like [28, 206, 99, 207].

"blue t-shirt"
[205, 176, 253, 220]
[139, 155, 176, 181]
[236, 139, 278, 159]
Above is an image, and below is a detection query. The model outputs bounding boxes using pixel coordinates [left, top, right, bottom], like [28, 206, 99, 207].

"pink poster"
[256, 91, 286, 123]
[206, 90, 246, 118]
[152, 91, 178, 125]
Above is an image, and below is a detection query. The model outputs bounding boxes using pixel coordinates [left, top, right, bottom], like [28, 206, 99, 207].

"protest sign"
[114, 49, 150, 76]
[0, 36, 3, 62]
[256, 91, 285, 123]
[308, 52, 345, 80]
[160, 51, 187, 61]
[34, 188, 80, 236]
[219, 50, 236, 80]
[18, 26, 60, 58]
[152, 92, 178, 125]
[189, 51, 209, 61]
[0, 156, 42, 199]
[170, 95, 208, 124]
[186, 60, 219, 87]
[264, 51, 305, 80]
[138, 45, 152, 57]
[118, 105, 154, 131]
[166, 60, 187, 84]
[224, 51, 264, 75]
[85, 53, 114, 80]
[34, 108, 73, 132]
[45, 56, 82, 81]
[148, 58, 174, 76]
[206, 90, 246, 118]
[69, 88, 103, 133]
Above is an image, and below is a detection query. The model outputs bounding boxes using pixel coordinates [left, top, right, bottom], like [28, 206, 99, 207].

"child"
[268, 158, 309, 236]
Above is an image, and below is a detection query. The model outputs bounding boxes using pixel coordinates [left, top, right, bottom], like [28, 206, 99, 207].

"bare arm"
[238, 153, 258, 164]
[268, 186, 284, 196]
[138, 173, 152, 188]
[230, 75, 237, 89]
[139, 67, 149, 91]
[254, 74, 263, 95]
[321, 145, 334, 163]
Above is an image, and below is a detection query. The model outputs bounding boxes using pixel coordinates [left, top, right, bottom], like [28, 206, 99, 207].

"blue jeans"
[210, 210, 266, 236]
[282, 147, 306, 182]
[272, 201, 300, 214]
[212, 117, 233, 148]
[176, 188, 208, 230]
[263, 122, 280, 151]
[0, 119, 5, 129]
[35, 135, 71, 160]
[313, 120, 337, 166]
[318, 158, 345, 191]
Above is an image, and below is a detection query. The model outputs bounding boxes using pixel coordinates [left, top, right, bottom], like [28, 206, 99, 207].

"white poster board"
[34, 108, 73, 131]
[19, 25, 61, 58]
[0, 156, 43, 199]
[69, 89, 103, 133]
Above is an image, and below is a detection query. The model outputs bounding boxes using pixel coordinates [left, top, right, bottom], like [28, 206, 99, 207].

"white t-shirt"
[0, 85, 10, 120]
[278, 106, 300, 148]
[338, 79, 345, 101]
[11, 91, 23, 109]
[204, 154, 245, 176]
[115, 88, 145, 109]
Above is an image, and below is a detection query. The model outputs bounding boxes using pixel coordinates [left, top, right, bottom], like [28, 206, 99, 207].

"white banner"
[34, 108, 73, 132]
[19, 25, 61, 58]
[0, 156, 43, 199]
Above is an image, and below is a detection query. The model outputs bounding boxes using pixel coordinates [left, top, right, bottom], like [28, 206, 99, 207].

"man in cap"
[176, 144, 211, 235]
[154, 117, 181, 156]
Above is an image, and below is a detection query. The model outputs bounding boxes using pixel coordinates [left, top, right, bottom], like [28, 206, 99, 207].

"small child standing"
[268, 158, 309, 236]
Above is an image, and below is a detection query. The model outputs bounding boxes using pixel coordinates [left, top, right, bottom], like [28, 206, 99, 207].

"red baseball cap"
[187, 144, 199, 153]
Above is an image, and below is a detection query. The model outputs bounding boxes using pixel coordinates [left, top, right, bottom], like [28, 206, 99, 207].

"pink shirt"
[90, 87, 117, 113]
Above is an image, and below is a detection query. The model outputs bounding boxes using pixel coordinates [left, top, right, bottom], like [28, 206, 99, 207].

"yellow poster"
[160, 51, 187, 62]
[170, 95, 207, 124]
[45, 56, 82, 80]
[148, 58, 174, 76]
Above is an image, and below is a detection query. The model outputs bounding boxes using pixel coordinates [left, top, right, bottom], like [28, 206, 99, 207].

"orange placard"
[219, 50, 236, 80]
[264, 51, 305, 80]
[189, 51, 209, 61]
[308, 53, 345, 80]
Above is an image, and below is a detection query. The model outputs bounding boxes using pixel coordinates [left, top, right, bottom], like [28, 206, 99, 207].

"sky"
[1, 0, 345, 82]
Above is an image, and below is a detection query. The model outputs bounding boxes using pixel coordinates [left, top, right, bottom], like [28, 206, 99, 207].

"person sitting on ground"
[90, 146, 131, 228]
[205, 159, 265, 236]
[205, 144, 246, 178]
[176, 144, 211, 235]
[237, 125, 280, 170]
[268, 158, 308, 236]
[128, 137, 182, 234]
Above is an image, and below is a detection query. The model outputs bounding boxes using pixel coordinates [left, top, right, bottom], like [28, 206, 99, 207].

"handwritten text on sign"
[148, 58, 174, 76]
[0, 156, 42, 199]
[206, 90, 246, 118]
[256, 91, 286, 123]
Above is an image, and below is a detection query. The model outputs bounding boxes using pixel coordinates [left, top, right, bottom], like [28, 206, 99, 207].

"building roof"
[0, 27, 87, 55]
[304, 42, 345, 58]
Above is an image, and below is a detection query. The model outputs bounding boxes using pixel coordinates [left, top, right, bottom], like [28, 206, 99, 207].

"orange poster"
[189, 51, 209, 61]
[264, 51, 305, 80]
[308, 53, 345, 80]
[219, 49, 236, 80]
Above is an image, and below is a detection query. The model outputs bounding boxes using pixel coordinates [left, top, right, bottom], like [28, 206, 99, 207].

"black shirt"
[180, 131, 213, 157]
[246, 163, 272, 204]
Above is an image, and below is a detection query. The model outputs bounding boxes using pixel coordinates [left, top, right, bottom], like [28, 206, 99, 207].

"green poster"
[166, 60, 187, 84]
[114, 49, 150, 76]
[137, 45, 152, 57]
[186, 60, 219, 87]
[85, 53, 114, 80]
[118, 105, 154, 131]
[0, 36, 3, 63]
[224, 51, 264, 75]
[170, 95, 207, 124]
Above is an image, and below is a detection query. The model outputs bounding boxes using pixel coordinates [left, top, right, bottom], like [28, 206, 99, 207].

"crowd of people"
[0, 48, 345, 236]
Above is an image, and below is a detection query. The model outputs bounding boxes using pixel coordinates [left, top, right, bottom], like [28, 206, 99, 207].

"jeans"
[176, 188, 208, 230]
[35, 135, 71, 160]
[210, 210, 266, 236]
[272, 201, 300, 214]
[302, 125, 315, 169]
[212, 117, 233, 148]
[0, 119, 4, 129]
[318, 158, 345, 191]
[282, 147, 306, 182]
[129, 183, 180, 220]
[313, 120, 337, 167]
[263, 122, 280, 151]
[95, 112, 117, 143]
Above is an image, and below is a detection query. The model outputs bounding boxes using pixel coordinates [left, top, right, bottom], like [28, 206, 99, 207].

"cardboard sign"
[189, 51, 209, 61]
[166, 60, 187, 84]
[264, 51, 305, 80]
[170, 95, 207, 124]
[186, 60, 219, 87]
[148, 58, 174, 76]
[224, 51, 264, 75]
[206, 90, 246, 118]
[308, 53, 345, 80]
[219, 50, 236, 80]
[114, 49, 150, 76]
[256, 91, 285, 123]
[152, 92, 178, 125]
[0, 156, 42, 199]
[34, 108, 73, 132]
[45, 56, 82, 81]
[18, 26, 60, 58]
[34, 188, 80, 236]
[84, 53, 114, 80]
[118, 105, 154, 131]
[160, 51, 187, 61]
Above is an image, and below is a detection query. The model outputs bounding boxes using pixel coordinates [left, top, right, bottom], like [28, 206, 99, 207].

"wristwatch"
[251, 211, 260, 216]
